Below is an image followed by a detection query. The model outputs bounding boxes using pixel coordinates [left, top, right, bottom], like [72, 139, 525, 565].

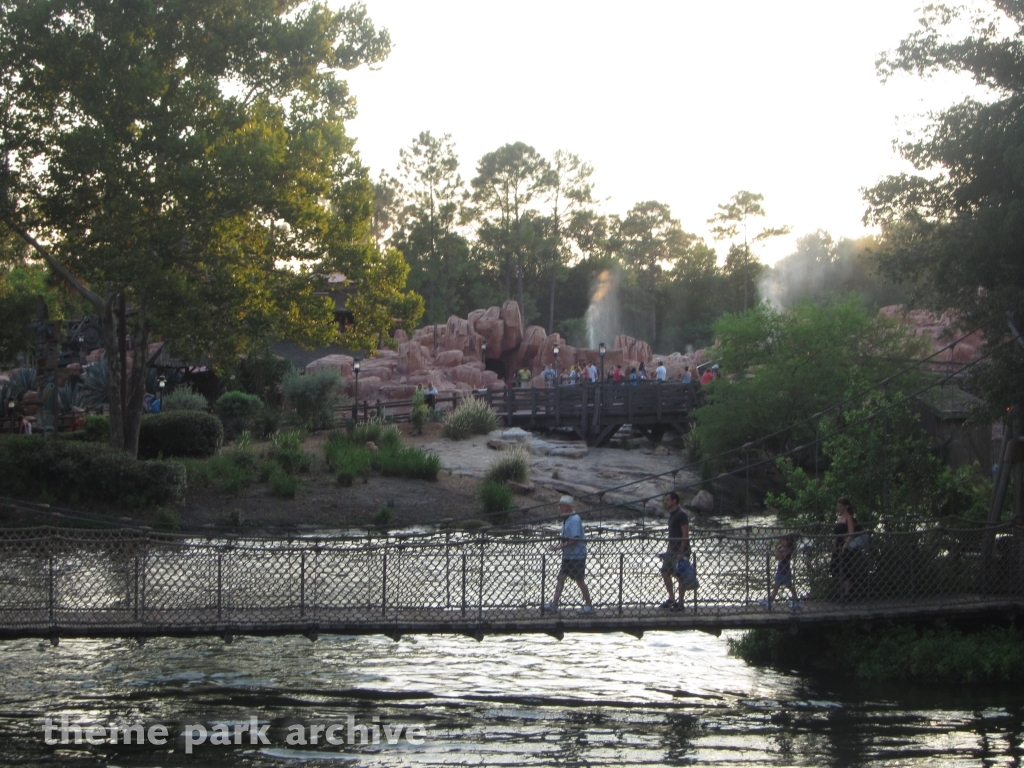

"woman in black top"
[830, 497, 856, 601]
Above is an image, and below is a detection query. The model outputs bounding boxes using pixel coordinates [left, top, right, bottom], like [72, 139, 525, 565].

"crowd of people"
[543, 494, 861, 614]
[513, 361, 722, 388]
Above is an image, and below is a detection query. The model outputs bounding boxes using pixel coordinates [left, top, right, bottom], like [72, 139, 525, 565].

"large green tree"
[0, 0, 394, 453]
[470, 142, 552, 323]
[613, 201, 694, 345]
[865, 0, 1024, 413]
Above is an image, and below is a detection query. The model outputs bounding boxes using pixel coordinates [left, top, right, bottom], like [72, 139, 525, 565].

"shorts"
[775, 572, 793, 587]
[560, 557, 586, 581]
[660, 548, 691, 576]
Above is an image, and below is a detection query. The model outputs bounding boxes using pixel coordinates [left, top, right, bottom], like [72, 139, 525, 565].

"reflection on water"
[1, 630, 1022, 766]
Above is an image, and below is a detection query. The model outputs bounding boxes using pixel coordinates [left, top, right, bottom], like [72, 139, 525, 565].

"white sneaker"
[758, 599, 770, 609]
[542, 603, 556, 611]
[790, 600, 801, 611]
[579, 605, 593, 614]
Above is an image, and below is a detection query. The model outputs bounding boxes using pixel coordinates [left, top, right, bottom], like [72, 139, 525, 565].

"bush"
[442, 398, 498, 440]
[138, 411, 224, 459]
[269, 465, 299, 498]
[349, 417, 401, 449]
[324, 432, 373, 486]
[215, 391, 263, 439]
[255, 403, 282, 438]
[162, 385, 208, 412]
[373, 502, 394, 526]
[205, 454, 254, 494]
[63, 414, 109, 442]
[484, 446, 529, 485]
[282, 369, 346, 430]
[266, 429, 312, 474]
[479, 480, 515, 516]
[374, 444, 441, 481]
[0, 435, 185, 508]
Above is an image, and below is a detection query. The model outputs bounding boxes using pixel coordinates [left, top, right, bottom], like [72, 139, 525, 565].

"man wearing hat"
[544, 495, 593, 613]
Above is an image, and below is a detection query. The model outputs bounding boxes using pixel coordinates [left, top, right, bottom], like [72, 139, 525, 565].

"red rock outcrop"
[613, 334, 652, 365]
[878, 306, 985, 367]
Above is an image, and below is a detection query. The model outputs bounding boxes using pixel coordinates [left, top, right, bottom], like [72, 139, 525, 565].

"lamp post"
[598, 342, 606, 382]
[552, 343, 559, 386]
[7, 398, 15, 434]
[481, 340, 487, 361]
[157, 375, 166, 412]
[352, 360, 360, 423]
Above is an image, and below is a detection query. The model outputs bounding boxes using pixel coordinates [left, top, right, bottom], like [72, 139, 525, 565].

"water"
[585, 269, 620, 350]
[3, 629, 1023, 766]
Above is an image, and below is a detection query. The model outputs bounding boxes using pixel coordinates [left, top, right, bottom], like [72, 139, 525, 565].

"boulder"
[379, 383, 418, 400]
[613, 334, 653, 364]
[486, 427, 531, 450]
[398, 341, 431, 375]
[473, 306, 505, 357]
[481, 370, 498, 387]
[877, 305, 985, 368]
[355, 375, 383, 399]
[528, 439, 589, 458]
[306, 354, 354, 379]
[451, 364, 483, 388]
[536, 333, 563, 368]
[518, 326, 547, 369]
[500, 300, 524, 352]
[435, 349, 463, 367]
[506, 480, 535, 495]
[689, 489, 715, 513]
[392, 329, 409, 344]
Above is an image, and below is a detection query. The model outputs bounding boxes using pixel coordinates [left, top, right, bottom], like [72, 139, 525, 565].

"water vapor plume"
[585, 269, 621, 350]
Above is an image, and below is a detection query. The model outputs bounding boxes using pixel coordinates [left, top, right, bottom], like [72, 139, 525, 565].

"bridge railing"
[0, 522, 1020, 635]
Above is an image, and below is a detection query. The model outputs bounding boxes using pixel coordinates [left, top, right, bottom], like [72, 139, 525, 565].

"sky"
[343, 1, 981, 265]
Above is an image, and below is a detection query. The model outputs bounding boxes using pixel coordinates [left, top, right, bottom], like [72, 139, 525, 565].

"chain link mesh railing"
[0, 522, 1021, 638]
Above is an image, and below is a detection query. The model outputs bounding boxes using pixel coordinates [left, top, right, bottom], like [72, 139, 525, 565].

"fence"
[0, 520, 1021, 640]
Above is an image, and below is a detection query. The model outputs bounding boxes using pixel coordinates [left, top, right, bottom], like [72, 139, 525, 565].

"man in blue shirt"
[544, 495, 593, 613]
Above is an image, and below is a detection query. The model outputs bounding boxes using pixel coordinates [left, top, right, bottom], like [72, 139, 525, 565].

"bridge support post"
[617, 553, 624, 615]
[300, 551, 306, 618]
[461, 554, 467, 617]
[540, 555, 546, 614]
[381, 551, 388, 618]
[217, 552, 223, 621]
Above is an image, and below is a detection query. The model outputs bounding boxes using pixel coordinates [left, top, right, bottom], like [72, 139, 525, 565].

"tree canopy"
[0, 0, 413, 452]
[865, 0, 1024, 413]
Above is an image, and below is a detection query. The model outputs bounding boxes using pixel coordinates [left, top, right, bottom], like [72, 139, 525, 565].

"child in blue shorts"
[760, 534, 799, 611]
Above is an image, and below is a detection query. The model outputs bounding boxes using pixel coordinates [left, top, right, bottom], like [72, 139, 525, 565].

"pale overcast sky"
[344, 1, 979, 265]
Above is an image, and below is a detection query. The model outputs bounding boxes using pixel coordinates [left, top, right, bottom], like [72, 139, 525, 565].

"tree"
[0, 0, 392, 454]
[470, 142, 552, 322]
[691, 297, 923, 460]
[541, 150, 595, 332]
[392, 131, 471, 323]
[864, 1, 1024, 414]
[614, 201, 695, 344]
[343, 248, 425, 353]
[708, 191, 790, 312]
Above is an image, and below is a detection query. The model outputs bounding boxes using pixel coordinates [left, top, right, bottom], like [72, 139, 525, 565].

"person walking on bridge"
[544, 496, 593, 613]
[659, 492, 691, 610]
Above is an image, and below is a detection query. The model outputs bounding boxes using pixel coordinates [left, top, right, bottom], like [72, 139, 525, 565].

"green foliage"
[80, 415, 109, 442]
[215, 391, 263, 440]
[79, 364, 109, 409]
[340, 248, 425, 354]
[324, 431, 373, 486]
[349, 418, 401, 449]
[196, 453, 255, 495]
[138, 411, 224, 460]
[484, 447, 529, 485]
[282, 369, 346, 431]
[730, 623, 1024, 683]
[692, 297, 921, 460]
[479, 480, 515, 516]
[153, 507, 181, 531]
[442, 398, 498, 440]
[268, 466, 299, 498]
[229, 346, 294, 405]
[0, 435, 185, 508]
[767, 392, 991, 524]
[409, 403, 428, 434]
[372, 501, 394, 526]
[6, 367, 35, 397]
[374, 444, 441, 480]
[867, 4, 1024, 413]
[162, 386, 208, 412]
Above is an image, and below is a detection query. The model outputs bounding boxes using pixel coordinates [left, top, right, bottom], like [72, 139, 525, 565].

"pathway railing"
[1, 521, 1021, 639]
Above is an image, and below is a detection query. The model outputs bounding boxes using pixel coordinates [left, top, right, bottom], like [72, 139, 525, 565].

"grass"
[181, 450, 255, 494]
[325, 428, 440, 483]
[442, 398, 498, 440]
[479, 480, 515, 516]
[268, 465, 299, 498]
[484, 446, 529, 484]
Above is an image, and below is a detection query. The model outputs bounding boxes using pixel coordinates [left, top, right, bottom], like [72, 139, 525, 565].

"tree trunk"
[101, 300, 149, 456]
[549, 270, 556, 335]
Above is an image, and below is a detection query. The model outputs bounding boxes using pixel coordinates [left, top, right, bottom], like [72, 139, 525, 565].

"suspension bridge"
[0, 521, 1020, 644]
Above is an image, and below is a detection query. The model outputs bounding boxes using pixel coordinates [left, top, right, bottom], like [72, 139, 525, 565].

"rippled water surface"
[2, 630, 1023, 766]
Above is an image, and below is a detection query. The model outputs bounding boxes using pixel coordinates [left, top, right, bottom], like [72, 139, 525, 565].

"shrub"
[255, 403, 282, 438]
[215, 391, 263, 439]
[324, 432, 373, 486]
[62, 414, 109, 442]
[442, 398, 498, 440]
[80, 363, 109, 408]
[138, 411, 224, 459]
[373, 502, 394, 526]
[0, 435, 185, 507]
[374, 445, 441, 481]
[349, 417, 400, 448]
[282, 369, 346, 430]
[484, 446, 529, 485]
[479, 480, 515, 516]
[205, 454, 254, 494]
[410, 403, 428, 435]
[271, 447, 312, 475]
[269, 465, 299, 498]
[162, 385, 209, 412]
